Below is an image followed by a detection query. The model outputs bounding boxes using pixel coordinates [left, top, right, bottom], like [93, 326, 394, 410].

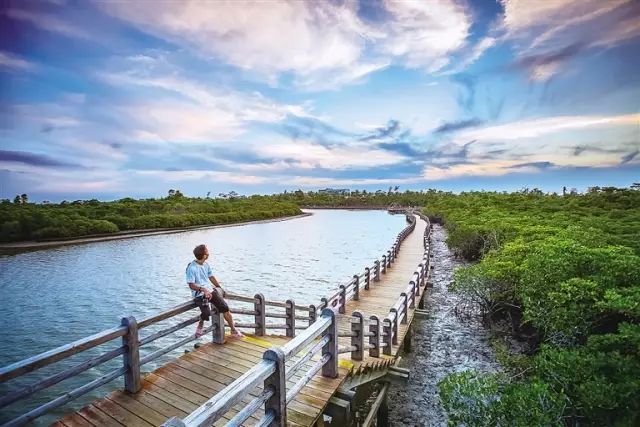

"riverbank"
[388, 224, 500, 426]
[0, 212, 312, 254]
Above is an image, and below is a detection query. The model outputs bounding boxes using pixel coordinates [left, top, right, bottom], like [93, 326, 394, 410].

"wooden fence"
[0, 210, 422, 427]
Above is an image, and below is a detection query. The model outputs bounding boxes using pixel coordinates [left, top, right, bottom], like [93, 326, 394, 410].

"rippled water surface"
[0, 209, 406, 424]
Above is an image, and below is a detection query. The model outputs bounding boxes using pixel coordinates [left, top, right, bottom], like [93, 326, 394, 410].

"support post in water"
[121, 316, 141, 393]
[381, 256, 387, 274]
[374, 261, 381, 282]
[369, 315, 380, 358]
[285, 299, 296, 338]
[382, 318, 392, 356]
[364, 267, 371, 290]
[338, 285, 346, 314]
[263, 347, 286, 427]
[254, 293, 266, 336]
[351, 311, 364, 361]
[212, 306, 225, 344]
[321, 308, 338, 378]
[353, 275, 360, 301]
[309, 304, 317, 324]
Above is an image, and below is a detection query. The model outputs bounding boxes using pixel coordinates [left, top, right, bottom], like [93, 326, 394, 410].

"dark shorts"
[195, 289, 229, 321]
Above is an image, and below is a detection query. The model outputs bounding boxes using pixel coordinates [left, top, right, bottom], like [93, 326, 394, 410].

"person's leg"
[195, 297, 210, 337]
[211, 289, 243, 336]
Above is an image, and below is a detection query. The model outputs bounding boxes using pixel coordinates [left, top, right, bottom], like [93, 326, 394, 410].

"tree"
[20, 194, 28, 203]
[13, 195, 21, 204]
[206, 191, 211, 198]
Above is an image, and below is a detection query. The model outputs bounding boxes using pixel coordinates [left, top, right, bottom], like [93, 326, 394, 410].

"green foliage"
[0, 193, 301, 242]
[438, 371, 565, 427]
[427, 189, 640, 426]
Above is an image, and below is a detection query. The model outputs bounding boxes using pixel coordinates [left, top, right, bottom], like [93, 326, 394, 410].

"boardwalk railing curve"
[0, 209, 421, 427]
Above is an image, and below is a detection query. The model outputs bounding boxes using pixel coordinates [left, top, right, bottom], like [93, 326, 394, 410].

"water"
[0, 209, 406, 425]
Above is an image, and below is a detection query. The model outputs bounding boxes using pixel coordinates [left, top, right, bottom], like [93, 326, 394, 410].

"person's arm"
[208, 275, 224, 295]
[189, 282, 211, 298]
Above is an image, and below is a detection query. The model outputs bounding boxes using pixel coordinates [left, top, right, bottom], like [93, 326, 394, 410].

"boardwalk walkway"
[1, 211, 431, 427]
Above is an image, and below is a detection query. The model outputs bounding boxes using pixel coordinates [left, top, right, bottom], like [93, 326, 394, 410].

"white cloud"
[287, 175, 424, 187]
[98, 0, 475, 88]
[137, 170, 267, 185]
[255, 140, 407, 170]
[381, 0, 472, 72]
[499, 0, 640, 80]
[455, 113, 640, 142]
[0, 51, 37, 71]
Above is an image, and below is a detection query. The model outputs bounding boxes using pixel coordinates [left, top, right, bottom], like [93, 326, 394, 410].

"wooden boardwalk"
[51, 215, 429, 427]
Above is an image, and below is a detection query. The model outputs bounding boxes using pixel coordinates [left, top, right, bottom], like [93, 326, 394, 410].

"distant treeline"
[420, 189, 639, 426]
[0, 194, 301, 242]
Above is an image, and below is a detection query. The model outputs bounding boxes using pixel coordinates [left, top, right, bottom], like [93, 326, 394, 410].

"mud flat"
[388, 224, 501, 426]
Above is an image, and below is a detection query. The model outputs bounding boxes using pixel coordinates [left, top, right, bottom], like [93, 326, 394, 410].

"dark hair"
[193, 244, 207, 260]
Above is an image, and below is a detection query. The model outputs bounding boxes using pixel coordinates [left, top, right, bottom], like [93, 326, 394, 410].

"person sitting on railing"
[187, 244, 244, 339]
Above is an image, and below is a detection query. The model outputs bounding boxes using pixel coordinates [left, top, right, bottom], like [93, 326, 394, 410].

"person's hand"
[203, 289, 212, 299]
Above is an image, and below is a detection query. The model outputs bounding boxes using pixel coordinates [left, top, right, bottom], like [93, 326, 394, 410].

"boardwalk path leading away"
[52, 215, 429, 427]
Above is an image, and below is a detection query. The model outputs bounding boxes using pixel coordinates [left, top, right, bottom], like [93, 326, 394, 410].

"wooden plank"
[105, 393, 166, 426]
[76, 405, 124, 427]
[92, 398, 154, 427]
[58, 413, 94, 427]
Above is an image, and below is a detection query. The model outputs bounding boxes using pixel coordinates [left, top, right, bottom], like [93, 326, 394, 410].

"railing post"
[212, 306, 225, 344]
[389, 245, 395, 263]
[263, 347, 286, 426]
[381, 256, 387, 274]
[321, 309, 338, 378]
[390, 309, 398, 345]
[309, 304, 317, 324]
[401, 293, 408, 324]
[320, 297, 329, 311]
[382, 318, 392, 356]
[121, 316, 141, 393]
[338, 285, 346, 314]
[374, 261, 381, 282]
[387, 251, 392, 268]
[255, 293, 266, 336]
[351, 311, 364, 361]
[364, 267, 371, 290]
[285, 299, 296, 338]
[369, 315, 380, 358]
[353, 275, 360, 301]
[416, 268, 422, 296]
[409, 281, 416, 308]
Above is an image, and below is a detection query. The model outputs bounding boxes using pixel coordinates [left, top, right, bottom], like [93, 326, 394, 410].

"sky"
[0, 0, 639, 201]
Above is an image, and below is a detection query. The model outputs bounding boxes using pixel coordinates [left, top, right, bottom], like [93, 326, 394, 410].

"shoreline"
[0, 212, 312, 255]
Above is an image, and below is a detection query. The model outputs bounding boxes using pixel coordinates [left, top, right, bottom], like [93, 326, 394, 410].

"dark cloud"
[360, 119, 401, 141]
[510, 161, 554, 169]
[434, 118, 484, 134]
[279, 115, 351, 147]
[621, 150, 639, 164]
[0, 150, 81, 168]
[377, 142, 423, 157]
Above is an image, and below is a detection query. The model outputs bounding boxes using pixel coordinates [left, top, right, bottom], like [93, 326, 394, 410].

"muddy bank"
[388, 224, 501, 426]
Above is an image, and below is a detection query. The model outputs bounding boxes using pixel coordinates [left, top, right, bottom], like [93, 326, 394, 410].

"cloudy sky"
[1, 0, 639, 201]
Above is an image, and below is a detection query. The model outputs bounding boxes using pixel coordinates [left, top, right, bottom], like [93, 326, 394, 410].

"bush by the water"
[0, 194, 301, 242]
[427, 189, 640, 426]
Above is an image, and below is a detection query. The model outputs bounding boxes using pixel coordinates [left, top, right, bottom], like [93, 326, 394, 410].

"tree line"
[0, 191, 300, 242]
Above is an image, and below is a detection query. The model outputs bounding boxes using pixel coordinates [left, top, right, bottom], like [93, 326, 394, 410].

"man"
[186, 244, 244, 339]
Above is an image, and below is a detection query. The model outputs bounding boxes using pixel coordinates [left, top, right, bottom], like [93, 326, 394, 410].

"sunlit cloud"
[0, 51, 37, 72]
[137, 170, 267, 185]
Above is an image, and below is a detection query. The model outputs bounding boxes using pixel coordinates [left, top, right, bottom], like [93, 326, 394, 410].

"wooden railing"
[0, 210, 422, 426]
[162, 211, 431, 426]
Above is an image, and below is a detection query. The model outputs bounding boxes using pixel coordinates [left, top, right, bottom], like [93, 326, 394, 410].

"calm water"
[0, 209, 406, 424]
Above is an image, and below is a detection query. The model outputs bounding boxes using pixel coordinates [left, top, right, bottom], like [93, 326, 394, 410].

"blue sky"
[0, 0, 639, 201]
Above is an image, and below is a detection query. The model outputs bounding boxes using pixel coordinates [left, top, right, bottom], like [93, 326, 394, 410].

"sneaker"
[231, 329, 245, 338]
[195, 324, 204, 338]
